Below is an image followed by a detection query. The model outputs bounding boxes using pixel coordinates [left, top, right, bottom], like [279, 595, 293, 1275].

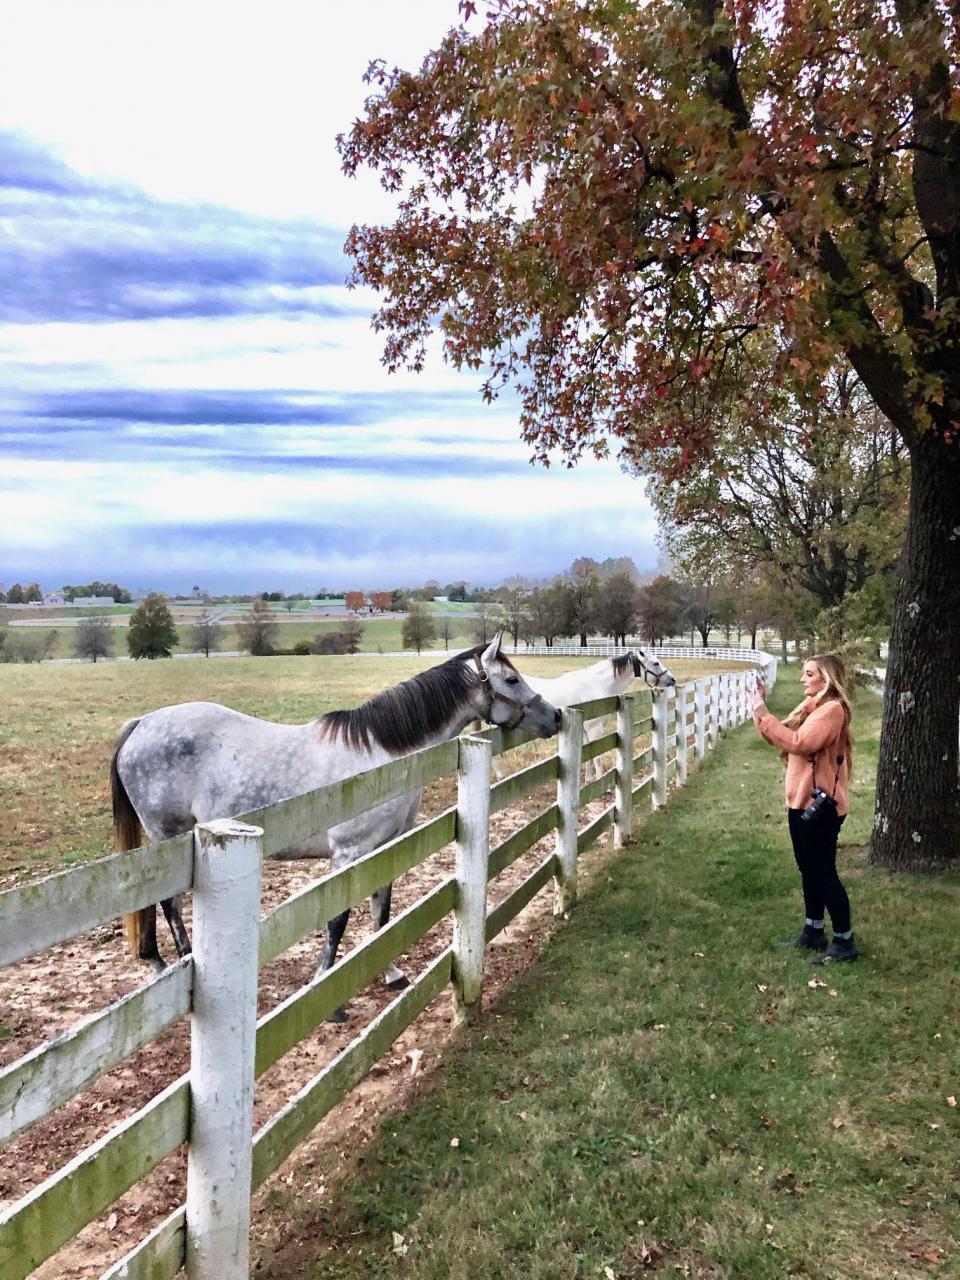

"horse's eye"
[505, 676, 520, 686]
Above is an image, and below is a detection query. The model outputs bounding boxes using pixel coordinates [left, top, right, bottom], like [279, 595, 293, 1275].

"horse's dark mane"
[319, 644, 518, 754]
[612, 653, 634, 676]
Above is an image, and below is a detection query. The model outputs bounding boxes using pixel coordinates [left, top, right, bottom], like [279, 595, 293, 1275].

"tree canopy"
[342, 0, 960, 869]
[127, 595, 178, 660]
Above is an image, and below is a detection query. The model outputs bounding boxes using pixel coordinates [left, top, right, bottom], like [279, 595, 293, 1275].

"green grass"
[251, 682, 960, 1280]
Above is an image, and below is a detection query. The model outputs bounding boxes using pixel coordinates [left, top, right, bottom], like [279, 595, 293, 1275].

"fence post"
[709, 677, 720, 748]
[186, 818, 263, 1280]
[614, 694, 634, 848]
[453, 733, 491, 1027]
[695, 680, 706, 760]
[555, 707, 584, 914]
[652, 688, 668, 809]
[676, 684, 689, 785]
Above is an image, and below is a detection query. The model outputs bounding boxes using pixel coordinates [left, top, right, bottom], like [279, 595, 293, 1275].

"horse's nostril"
[554, 709, 562, 725]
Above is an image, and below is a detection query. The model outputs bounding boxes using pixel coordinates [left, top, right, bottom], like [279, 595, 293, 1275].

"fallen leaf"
[831, 1116, 845, 1129]
[107, 1213, 118, 1231]
[693, 951, 705, 958]
[407, 1048, 424, 1076]
[756, 983, 768, 993]
[808, 977, 827, 989]
[450, 1136, 460, 1148]
[653, 1023, 667, 1031]
[604, 1267, 617, 1280]
[392, 1231, 408, 1257]
[947, 1096, 957, 1108]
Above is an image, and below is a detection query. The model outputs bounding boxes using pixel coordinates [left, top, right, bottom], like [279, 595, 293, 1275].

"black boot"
[792, 924, 828, 951]
[811, 934, 858, 964]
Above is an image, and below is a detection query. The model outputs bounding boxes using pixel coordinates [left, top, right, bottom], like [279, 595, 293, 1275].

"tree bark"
[871, 433, 960, 871]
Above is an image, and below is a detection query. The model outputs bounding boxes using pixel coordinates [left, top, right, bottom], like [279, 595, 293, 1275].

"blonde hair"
[781, 653, 854, 778]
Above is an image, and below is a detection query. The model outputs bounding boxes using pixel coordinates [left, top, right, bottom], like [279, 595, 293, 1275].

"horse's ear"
[480, 632, 502, 668]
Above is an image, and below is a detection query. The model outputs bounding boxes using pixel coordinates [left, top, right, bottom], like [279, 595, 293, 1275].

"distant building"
[43, 592, 66, 606]
[72, 596, 116, 607]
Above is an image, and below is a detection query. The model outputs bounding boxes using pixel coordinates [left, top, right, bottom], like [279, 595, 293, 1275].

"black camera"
[800, 786, 838, 824]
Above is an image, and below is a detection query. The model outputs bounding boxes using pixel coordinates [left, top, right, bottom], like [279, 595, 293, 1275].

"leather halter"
[473, 652, 544, 730]
[635, 654, 667, 688]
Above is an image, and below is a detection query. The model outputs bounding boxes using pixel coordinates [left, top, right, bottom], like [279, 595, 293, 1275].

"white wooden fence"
[0, 657, 775, 1280]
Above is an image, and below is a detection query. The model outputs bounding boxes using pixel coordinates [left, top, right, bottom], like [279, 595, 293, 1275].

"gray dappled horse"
[111, 635, 560, 1010]
[519, 649, 676, 781]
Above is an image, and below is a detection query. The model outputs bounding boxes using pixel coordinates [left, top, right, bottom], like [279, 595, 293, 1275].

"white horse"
[111, 635, 560, 1008]
[519, 650, 676, 782]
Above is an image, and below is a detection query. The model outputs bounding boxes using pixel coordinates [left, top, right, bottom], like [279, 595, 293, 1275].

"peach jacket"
[753, 697, 850, 816]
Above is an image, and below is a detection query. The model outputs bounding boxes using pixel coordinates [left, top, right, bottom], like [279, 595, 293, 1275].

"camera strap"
[810, 753, 844, 799]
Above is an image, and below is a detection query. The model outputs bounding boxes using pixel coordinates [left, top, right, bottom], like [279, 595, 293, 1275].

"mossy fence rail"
[0, 656, 775, 1280]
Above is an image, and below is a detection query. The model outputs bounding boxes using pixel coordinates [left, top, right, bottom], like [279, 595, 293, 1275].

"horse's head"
[629, 648, 677, 689]
[473, 633, 561, 737]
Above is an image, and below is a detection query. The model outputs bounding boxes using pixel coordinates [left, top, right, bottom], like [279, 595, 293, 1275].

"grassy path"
[254, 681, 960, 1280]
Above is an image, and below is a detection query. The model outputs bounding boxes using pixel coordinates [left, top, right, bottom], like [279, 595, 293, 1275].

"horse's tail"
[112, 719, 147, 954]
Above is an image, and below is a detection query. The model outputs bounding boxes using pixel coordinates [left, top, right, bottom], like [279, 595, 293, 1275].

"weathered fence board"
[581, 730, 618, 764]
[99, 1205, 185, 1280]
[489, 755, 558, 815]
[633, 746, 653, 770]
[245, 740, 459, 859]
[0, 956, 192, 1148]
[577, 805, 615, 855]
[0, 1077, 189, 1280]
[579, 768, 616, 807]
[0, 836, 193, 969]
[251, 951, 451, 1191]
[485, 854, 558, 942]
[258, 807, 456, 967]
[487, 805, 559, 881]
[575, 695, 620, 722]
[255, 879, 456, 1077]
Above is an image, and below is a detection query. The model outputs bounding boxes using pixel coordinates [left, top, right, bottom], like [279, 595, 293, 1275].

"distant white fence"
[0, 657, 775, 1280]
[518, 642, 775, 667]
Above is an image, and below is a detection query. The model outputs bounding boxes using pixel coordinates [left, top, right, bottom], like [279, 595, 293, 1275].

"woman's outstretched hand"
[748, 681, 767, 715]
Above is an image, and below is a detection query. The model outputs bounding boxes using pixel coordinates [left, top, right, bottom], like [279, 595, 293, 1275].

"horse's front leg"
[160, 895, 192, 958]
[369, 883, 408, 990]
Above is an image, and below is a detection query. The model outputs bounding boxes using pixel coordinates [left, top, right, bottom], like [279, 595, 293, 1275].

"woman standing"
[748, 655, 858, 963]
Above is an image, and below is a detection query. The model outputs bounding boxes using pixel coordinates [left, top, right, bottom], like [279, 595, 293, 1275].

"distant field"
[3, 614, 770, 660]
[0, 652, 753, 883]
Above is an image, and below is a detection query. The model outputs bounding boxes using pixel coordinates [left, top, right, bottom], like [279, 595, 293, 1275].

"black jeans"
[787, 808, 851, 934]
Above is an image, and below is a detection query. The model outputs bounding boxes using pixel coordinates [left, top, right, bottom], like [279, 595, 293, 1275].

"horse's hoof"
[327, 1006, 349, 1024]
[140, 954, 166, 971]
[385, 974, 410, 992]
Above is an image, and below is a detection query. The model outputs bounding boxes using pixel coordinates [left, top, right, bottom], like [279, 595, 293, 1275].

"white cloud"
[0, 2, 663, 591]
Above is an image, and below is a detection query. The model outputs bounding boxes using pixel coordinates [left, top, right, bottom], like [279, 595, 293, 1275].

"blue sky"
[0, 1, 661, 594]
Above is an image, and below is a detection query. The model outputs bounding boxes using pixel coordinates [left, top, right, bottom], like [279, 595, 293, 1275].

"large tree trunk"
[871, 436, 960, 871]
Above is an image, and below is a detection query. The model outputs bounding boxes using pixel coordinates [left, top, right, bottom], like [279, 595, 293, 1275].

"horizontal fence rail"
[0, 653, 774, 1280]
